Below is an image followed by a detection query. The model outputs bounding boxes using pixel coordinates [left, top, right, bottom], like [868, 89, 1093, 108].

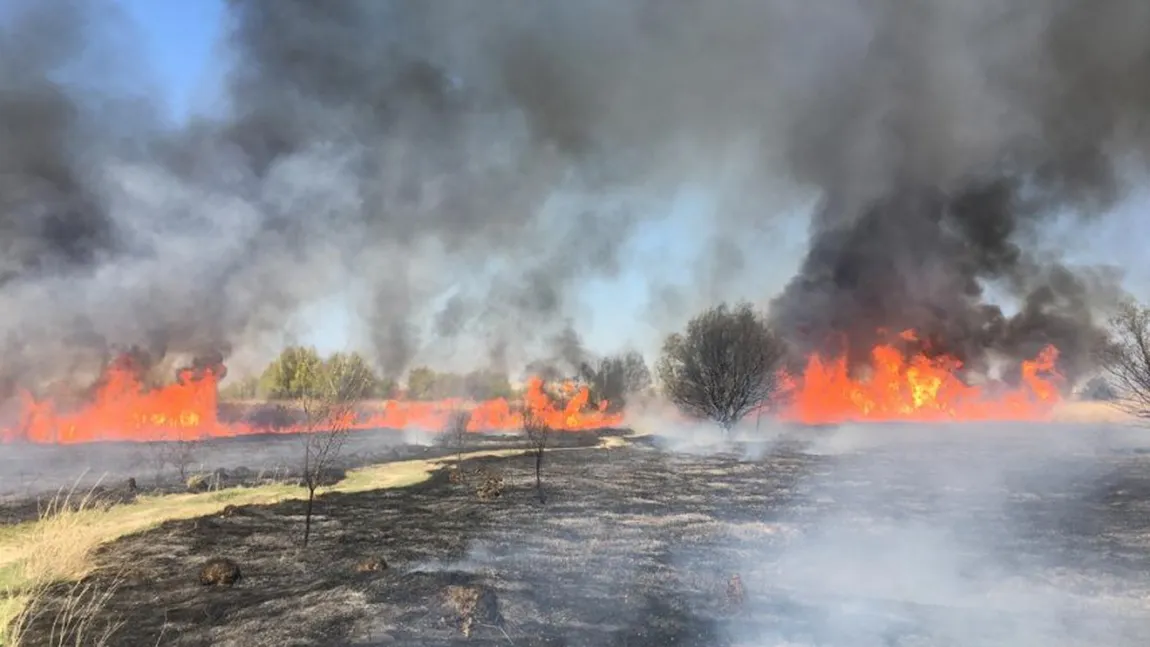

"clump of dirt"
[192, 517, 220, 532]
[447, 467, 466, 484]
[199, 557, 242, 587]
[443, 584, 503, 637]
[186, 473, 212, 493]
[474, 468, 504, 501]
[354, 556, 388, 573]
[725, 573, 745, 612]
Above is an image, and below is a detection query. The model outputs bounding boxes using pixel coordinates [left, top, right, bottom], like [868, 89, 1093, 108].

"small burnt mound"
[185, 473, 214, 493]
[724, 573, 745, 613]
[442, 583, 503, 638]
[192, 516, 221, 533]
[474, 468, 505, 501]
[354, 556, 388, 574]
[199, 557, 242, 587]
[447, 466, 466, 484]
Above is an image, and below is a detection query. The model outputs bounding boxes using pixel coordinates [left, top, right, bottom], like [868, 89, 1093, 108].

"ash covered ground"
[0, 428, 604, 522]
[17, 423, 1150, 647]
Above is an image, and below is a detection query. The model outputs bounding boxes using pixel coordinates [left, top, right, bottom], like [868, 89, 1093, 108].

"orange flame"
[777, 334, 1063, 424]
[1, 369, 623, 445]
[0, 331, 1066, 444]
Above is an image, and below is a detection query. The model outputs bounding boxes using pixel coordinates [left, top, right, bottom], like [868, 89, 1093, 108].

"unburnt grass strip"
[0, 435, 613, 645]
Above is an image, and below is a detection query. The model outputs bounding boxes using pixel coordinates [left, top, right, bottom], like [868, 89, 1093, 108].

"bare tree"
[141, 436, 201, 487]
[297, 369, 368, 547]
[165, 438, 200, 483]
[1098, 300, 1150, 418]
[656, 302, 788, 433]
[444, 408, 472, 474]
[522, 408, 550, 504]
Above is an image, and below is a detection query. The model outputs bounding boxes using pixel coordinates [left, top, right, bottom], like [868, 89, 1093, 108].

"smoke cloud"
[2, 0, 1149, 397]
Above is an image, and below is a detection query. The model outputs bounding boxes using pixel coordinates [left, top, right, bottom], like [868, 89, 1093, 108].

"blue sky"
[117, 0, 226, 123]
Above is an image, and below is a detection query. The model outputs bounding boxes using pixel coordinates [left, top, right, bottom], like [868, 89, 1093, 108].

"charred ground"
[0, 428, 605, 524]
[15, 425, 1150, 647]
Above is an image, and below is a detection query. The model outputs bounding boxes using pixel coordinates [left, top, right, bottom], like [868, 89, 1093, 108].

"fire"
[1, 367, 623, 445]
[778, 333, 1063, 424]
[0, 329, 1067, 444]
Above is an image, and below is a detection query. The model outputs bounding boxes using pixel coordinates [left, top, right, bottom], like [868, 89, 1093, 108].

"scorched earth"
[14, 422, 1150, 647]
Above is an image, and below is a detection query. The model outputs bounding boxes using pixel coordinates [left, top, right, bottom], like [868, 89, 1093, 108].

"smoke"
[713, 423, 1150, 646]
[3, 0, 1150, 398]
[767, 0, 1150, 380]
[769, 183, 1124, 380]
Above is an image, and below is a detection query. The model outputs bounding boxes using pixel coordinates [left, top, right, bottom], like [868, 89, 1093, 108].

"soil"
[15, 424, 1150, 646]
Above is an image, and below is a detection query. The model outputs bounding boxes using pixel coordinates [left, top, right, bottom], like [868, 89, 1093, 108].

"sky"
[104, 0, 1150, 371]
[116, 0, 226, 124]
[109, 0, 811, 369]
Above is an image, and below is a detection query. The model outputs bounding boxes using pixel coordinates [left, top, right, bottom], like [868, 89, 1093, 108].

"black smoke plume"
[768, 0, 1150, 381]
[769, 182, 1119, 381]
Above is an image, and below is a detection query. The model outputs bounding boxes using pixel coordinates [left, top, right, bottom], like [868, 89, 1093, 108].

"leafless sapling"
[142, 436, 201, 487]
[656, 302, 788, 434]
[522, 408, 550, 503]
[297, 370, 366, 547]
[1098, 300, 1150, 418]
[165, 438, 201, 483]
[444, 408, 473, 475]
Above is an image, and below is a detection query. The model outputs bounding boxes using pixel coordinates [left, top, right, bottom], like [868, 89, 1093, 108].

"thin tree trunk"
[534, 450, 545, 503]
[303, 487, 316, 547]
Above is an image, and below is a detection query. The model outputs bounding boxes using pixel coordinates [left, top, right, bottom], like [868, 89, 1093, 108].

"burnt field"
[16, 423, 1150, 647]
[0, 428, 606, 518]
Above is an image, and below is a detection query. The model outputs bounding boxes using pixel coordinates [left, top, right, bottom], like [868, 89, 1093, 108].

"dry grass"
[0, 596, 27, 645]
[0, 439, 622, 642]
[3, 578, 125, 647]
[0, 485, 127, 646]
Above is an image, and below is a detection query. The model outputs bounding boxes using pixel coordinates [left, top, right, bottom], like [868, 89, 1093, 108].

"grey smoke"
[2, 0, 1149, 400]
[767, 0, 1149, 380]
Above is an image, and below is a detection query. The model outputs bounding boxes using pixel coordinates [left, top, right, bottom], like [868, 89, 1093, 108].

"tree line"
[218, 347, 518, 402]
[222, 295, 1150, 427]
[218, 345, 654, 411]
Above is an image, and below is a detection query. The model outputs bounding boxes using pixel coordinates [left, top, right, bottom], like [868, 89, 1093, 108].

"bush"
[657, 302, 788, 432]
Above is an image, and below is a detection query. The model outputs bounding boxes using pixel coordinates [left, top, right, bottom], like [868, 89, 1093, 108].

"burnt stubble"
[16, 425, 1150, 647]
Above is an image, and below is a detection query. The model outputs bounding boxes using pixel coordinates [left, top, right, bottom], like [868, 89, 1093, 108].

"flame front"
[2, 370, 623, 445]
[779, 336, 1063, 424]
[0, 331, 1066, 444]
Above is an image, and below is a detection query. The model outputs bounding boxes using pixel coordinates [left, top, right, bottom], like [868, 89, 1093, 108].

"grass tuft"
[0, 482, 124, 646]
